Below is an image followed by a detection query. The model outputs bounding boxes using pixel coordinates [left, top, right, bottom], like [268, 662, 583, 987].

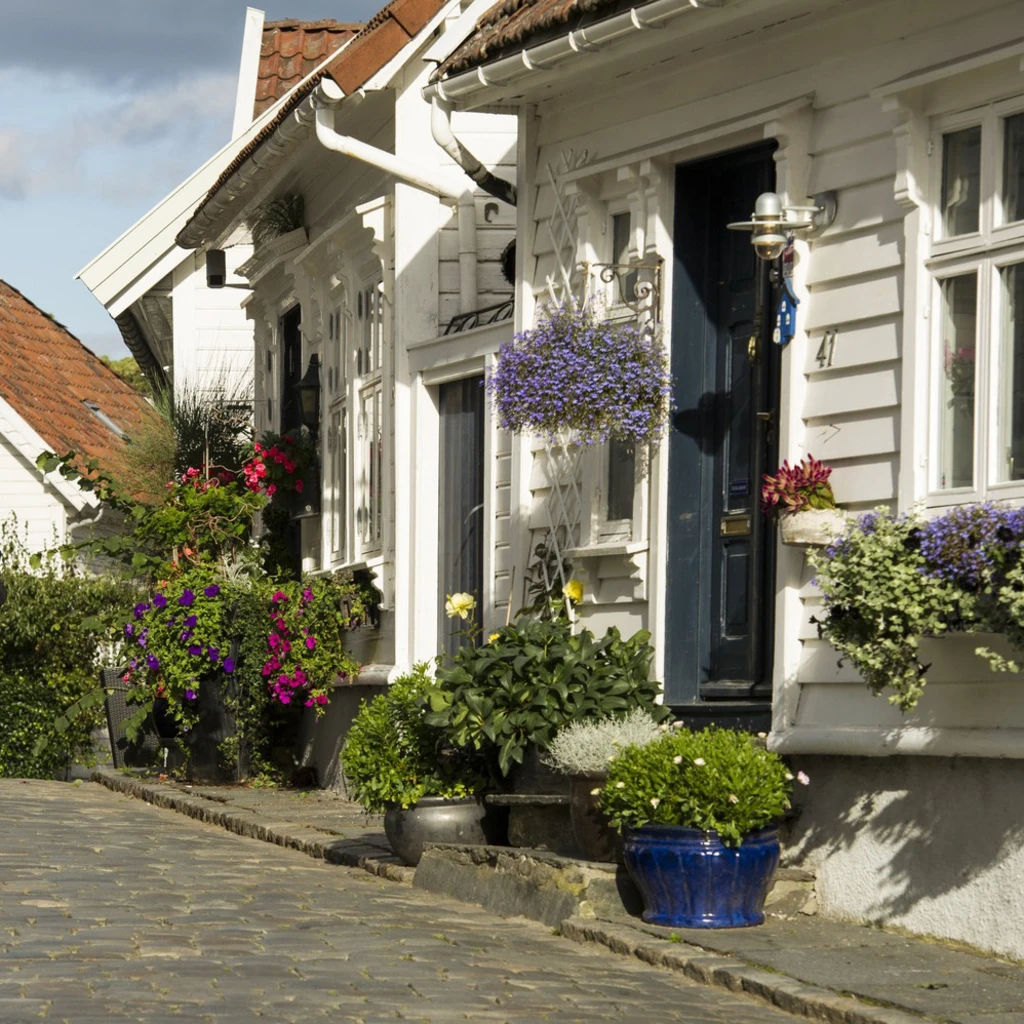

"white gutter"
[424, 0, 726, 102]
[314, 78, 478, 309]
[232, 7, 265, 139]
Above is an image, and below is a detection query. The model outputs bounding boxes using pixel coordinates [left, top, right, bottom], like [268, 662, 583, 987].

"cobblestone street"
[0, 780, 802, 1023]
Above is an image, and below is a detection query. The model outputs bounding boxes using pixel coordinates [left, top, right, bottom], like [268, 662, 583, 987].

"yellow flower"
[562, 579, 584, 604]
[488, 632, 501, 643]
[444, 592, 477, 620]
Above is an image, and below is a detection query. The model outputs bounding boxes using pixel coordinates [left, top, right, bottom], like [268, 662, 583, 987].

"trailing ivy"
[809, 504, 1024, 711]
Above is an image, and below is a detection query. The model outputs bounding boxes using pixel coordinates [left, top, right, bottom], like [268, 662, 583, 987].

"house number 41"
[816, 328, 838, 368]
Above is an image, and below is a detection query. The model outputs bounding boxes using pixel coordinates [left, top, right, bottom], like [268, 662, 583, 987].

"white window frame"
[925, 96, 1024, 505]
[325, 298, 350, 565]
[355, 277, 385, 558]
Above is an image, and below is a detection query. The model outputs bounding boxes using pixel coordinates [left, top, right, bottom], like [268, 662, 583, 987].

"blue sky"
[0, 1, 382, 360]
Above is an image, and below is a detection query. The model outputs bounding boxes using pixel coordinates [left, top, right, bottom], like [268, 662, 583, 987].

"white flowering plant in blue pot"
[486, 304, 672, 451]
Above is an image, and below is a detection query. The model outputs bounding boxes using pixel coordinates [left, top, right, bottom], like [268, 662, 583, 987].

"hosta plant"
[543, 707, 664, 776]
[486, 304, 672, 450]
[425, 617, 670, 776]
[599, 726, 797, 847]
[761, 454, 836, 517]
[341, 664, 489, 812]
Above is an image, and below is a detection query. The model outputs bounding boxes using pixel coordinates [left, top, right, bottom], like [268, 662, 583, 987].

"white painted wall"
[0, 436, 70, 555]
[172, 244, 254, 401]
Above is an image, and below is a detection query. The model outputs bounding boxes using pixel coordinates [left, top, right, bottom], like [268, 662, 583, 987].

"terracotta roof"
[180, 0, 448, 247]
[0, 280, 159, 491]
[435, 0, 632, 79]
[254, 19, 363, 118]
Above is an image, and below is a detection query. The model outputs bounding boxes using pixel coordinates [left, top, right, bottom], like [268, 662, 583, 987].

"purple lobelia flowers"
[486, 304, 672, 450]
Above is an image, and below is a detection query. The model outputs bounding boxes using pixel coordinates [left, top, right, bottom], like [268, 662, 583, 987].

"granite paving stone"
[2, 779, 803, 1023]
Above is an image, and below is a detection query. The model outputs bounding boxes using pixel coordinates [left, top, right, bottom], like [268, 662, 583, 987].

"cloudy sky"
[0, 1, 381, 360]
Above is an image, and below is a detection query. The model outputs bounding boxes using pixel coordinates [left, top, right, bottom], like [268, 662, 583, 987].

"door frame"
[664, 141, 781, 730]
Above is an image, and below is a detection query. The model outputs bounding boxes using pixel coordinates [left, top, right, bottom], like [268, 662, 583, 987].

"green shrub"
[543, 707, 664, 775]
[598, 726, 795, 847]
[341, 664, 487, 812]
[425, 618, 669, 776]
[0, 527, 135, 778]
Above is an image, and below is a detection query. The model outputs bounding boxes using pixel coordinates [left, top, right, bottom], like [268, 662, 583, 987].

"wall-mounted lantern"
[294, 354, 321, 439]
[727, 191, 838, 261]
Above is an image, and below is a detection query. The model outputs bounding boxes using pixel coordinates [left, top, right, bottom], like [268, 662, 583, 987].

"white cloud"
[0, 129, 29, 198]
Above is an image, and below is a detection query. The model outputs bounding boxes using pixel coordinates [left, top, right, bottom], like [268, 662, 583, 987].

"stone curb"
[560, 918, 931, 1024]
[89, 770, 414, 885]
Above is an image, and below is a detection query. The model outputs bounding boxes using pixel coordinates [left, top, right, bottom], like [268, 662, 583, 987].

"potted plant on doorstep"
[542, 707, 664, 862]
[761, 454, 844, 546]
[599, 726, 802, 928]
[425, 607, 670, 855]
[341, 664, 500, 866]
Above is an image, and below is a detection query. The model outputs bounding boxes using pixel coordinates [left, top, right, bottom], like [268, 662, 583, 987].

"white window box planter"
[779, 508, 847, 547]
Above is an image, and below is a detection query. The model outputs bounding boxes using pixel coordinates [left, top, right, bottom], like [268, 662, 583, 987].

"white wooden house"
[428, 0, 1024, 959]
[175, 0, 518, 682]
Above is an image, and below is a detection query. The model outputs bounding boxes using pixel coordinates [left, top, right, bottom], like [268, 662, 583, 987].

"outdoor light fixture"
[727, 191, 838, 261]
[295, 354, 322, 438]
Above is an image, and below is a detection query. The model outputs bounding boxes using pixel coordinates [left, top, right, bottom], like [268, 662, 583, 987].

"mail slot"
[720, 515, 752, 537]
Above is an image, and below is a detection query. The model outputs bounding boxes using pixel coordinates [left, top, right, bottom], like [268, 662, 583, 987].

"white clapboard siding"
[0, 438, 70, 552]
[804, 411, 900, 463]
[803, 365, 901, 419]
[803, 319, 900, 375]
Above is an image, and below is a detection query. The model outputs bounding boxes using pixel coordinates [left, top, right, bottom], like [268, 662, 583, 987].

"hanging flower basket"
[779, 508, 848, 546]
[761, 455, 843, 545]
[486, 304, 672, 450]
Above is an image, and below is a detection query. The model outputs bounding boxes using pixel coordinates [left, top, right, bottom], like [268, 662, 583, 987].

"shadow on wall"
[781, 754, 1024, 920]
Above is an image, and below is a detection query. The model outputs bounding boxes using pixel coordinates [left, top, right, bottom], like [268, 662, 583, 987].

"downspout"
[430, 96, 517, 207]
[314, 79, 477, 310]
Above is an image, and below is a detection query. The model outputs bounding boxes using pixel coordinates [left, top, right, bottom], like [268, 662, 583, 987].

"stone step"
[412, 843, 816, 930]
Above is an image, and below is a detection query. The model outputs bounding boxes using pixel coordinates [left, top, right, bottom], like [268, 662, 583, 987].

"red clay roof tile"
[0, 280, 160, 492]
[254, 19, 363, 118]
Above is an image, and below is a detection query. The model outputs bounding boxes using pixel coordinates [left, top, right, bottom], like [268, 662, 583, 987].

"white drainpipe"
[314, 78, 478, 310]
[430, 96, 517, 207]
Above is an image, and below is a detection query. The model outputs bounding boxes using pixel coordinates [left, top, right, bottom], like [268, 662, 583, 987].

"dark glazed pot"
[505, 746, 579, 857]
[623, 825, 780, 928]
[569, 772, 623, 863]
[383, 796, 505, 866]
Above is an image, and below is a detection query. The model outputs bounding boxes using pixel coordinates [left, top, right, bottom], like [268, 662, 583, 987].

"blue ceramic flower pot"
[623, 824, 780, 928]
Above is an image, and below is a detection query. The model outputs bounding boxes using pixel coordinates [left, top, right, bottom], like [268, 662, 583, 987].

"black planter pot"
[383, 796, 507, 866]
[502, 746, 581, 858]
[569, 771, 623, 863]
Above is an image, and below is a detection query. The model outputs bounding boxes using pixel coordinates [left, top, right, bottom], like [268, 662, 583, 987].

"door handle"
[756, 411, 773, 422]
[747, 334, 758, 365]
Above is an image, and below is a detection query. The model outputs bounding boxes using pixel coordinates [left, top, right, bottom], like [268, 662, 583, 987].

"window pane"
[999, 263, 1024, 481]
[607, 438, 635, 522]
[938, 274, 977, 489]
[1005, 113, 1024, 225]
[611, 212, 638, 304]
[941, 127, 981, 237]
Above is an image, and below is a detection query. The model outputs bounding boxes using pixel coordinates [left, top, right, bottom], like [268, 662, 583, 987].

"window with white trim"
[326, 304, 348, 564]
[928, 99, 1024, 499]
[356, 279, 385, 554]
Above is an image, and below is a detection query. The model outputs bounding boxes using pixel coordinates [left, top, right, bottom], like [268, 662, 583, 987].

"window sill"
[564, 540, 648, 559]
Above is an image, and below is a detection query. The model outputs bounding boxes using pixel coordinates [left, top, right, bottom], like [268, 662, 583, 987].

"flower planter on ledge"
[779, 508, 847, 547]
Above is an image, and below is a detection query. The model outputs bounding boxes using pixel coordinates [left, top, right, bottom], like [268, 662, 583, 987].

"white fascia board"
[0, 397, 93, 513]
[420, 0, 503, 67]
[106, 245, 189, 320]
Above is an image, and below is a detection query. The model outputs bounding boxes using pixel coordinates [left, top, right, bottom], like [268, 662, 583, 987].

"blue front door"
[665, 144, 780, 730]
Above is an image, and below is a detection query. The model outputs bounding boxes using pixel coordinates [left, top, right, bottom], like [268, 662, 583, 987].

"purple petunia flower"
[223, 657, 236, 674]
[178, 589, 195, 607]
[124, 623, 134, 637]
[146, 653, 160, 671]
[152, 594, 167, 609]
[208, 648, 219, 663]
[184, 615, 197, 629]
[185, 689, 197, 701]
[188, 644, 202, 656]
[132, 602, 150, 620]
[204, 584, 220, 597]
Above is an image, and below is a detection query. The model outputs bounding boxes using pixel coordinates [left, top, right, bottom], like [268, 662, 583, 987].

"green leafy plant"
[0, 521, 135, 778]
[425, 617, 670, 776]
[248, 193, 306, 248]
[341, 664, 489, 812]
[598, 726, 797, 847]
[542, 707, 664, 776]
